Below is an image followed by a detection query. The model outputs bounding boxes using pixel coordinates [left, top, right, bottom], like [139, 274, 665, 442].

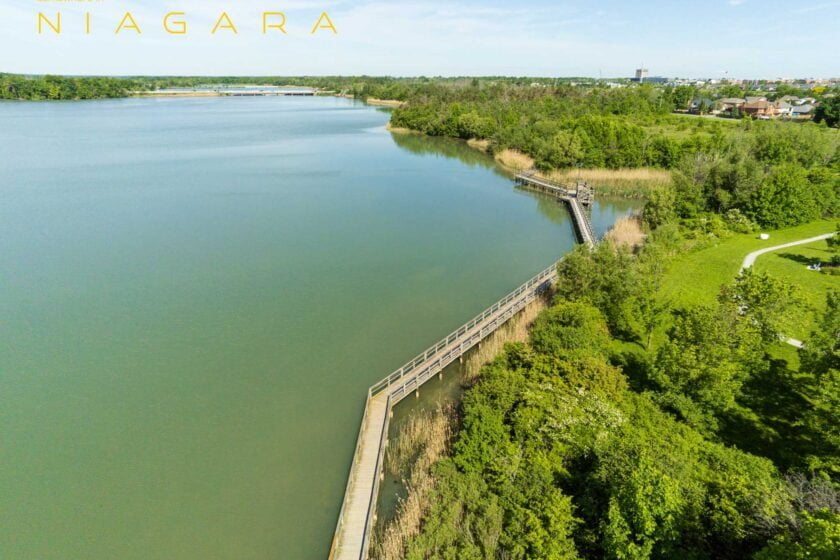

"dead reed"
[604, 215, 646, 249]
[374, 406, 453, 560]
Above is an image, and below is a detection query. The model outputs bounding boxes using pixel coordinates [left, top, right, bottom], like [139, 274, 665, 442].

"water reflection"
[388, 131, 507, 175]
[389, 131, 643, 236]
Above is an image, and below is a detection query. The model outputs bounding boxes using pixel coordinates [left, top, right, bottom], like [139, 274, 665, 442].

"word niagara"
[36, 11, 338, 35]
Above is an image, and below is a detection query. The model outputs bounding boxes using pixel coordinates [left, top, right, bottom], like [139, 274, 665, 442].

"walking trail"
[739, 232, 835, 348]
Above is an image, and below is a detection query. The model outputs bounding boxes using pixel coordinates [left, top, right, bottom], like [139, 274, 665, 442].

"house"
[791, 104, 814, 117]
[717, 97, 746, 112]
[742, 100, 778, 119]
[745, 96, 767, 103]
[689, 97, 715, 114]
[778, 95, 800, 103]
[774, 101, 793, 117]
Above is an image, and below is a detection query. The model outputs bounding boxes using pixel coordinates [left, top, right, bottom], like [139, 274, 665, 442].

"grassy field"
[659, 220, 836, 340]
[753, 239, 837, 340]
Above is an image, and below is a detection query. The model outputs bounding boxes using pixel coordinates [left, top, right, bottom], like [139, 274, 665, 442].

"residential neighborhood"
[688, 94, 821, 120]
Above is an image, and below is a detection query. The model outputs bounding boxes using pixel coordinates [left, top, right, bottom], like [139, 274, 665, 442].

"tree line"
[0, 73, 143, 100]
[398, 225, 839, 560]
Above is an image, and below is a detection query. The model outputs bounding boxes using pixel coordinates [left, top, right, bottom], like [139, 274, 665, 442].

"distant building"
[689, 97, 715, 114]
[791, 104, 814, 117]
[717, 98, 746, 113]
[774, 101, 792, 117]
[629, 68, 667, 84]
[742, 100, 778, 119]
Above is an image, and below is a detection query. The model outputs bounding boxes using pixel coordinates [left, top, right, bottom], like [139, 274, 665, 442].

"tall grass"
[462, 298, 548, 383]
[494, 148, 536, 171]
[486, 146, 670, 198]
[467, 138, 491, 152]
[544, 167, 671, 198]
[374, 406, 453, 560]
[604, 215, 647, 249]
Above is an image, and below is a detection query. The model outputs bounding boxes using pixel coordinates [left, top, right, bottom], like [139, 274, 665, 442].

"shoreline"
[388, 124, 670, 197]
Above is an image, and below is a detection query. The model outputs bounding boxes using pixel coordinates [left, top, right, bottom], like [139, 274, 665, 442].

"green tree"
[719, 269, 799, 344]
[745, 164, 822, 228]
[652, 306, 749, 431]
[814, 96, 840, 127]
[827, 226, 840, 253]
[529, 301, 612, 360]
[556, 243, 640, 336]
[642, 185, 677, 228]
[754, 509, 840, 560]
[800, 290, 840, 375]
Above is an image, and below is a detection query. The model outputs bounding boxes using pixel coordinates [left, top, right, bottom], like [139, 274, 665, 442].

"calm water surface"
[0, 96, 636, 559]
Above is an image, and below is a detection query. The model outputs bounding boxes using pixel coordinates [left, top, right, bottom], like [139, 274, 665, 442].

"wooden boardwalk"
[329, 264, 557, 560]
[514, 172, 596, 246]
[328, 173, 597, 560]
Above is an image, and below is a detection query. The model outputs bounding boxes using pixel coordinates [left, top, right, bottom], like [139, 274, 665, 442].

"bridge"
[224, 90, 315, 97]
[514, 172, 596, 246]
[328, 174, 597, 560]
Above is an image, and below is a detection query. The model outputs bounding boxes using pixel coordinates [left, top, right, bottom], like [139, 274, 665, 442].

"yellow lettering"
[85, 12, 91, 34]
[212, 12, 238, 34]
[115, 12, 142, 34]
[163, 12, 187, 34]
[310, 12, 337, 34]
[263, 12, 287, 34]
[37, 12, 61, 34]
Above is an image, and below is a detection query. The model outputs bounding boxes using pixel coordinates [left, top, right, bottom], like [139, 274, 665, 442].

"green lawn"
[753, 239, 837, 340]
[660, 220, 836, 311]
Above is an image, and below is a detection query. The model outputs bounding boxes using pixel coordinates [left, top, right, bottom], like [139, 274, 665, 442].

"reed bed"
[467, 138, 491, 152]
[467, 144, 671, 199]
[374, 406, 453, 560]
[493, 149, 536, 171]
[543, 167, 671, 198]
[604, 215, 646, 249]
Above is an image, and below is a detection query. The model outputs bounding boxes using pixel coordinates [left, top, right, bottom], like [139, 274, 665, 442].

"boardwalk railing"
[330, 174, 597, 560]
[514, 172, 596, 247]
[567, 197, 596, 246]
[329, 389, 373, 556]
[370, 263, 557, 403]
[329, 263, 558, 560]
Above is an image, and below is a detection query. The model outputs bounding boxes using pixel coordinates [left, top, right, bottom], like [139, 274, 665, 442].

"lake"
[0, 96, 637, 559]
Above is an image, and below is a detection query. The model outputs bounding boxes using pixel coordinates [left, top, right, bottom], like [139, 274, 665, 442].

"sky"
[0, 0, 837, 78]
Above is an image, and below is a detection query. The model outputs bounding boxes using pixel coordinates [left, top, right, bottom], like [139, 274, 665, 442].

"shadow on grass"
[777, 252, 824, 266]
[720, 357, 813, 471]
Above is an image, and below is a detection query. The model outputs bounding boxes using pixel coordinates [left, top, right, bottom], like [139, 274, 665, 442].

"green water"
[0, 96, 636, 559]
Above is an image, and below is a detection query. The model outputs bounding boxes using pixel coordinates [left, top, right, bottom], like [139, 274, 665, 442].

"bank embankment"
[402, 132, 671, 198]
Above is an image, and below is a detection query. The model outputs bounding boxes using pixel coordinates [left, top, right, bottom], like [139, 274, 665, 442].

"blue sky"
[1, 0, 837, 77]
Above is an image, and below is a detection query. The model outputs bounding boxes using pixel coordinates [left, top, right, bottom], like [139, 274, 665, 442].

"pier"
[329, 174, 597, 560]
[514, 172, 596, 246]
